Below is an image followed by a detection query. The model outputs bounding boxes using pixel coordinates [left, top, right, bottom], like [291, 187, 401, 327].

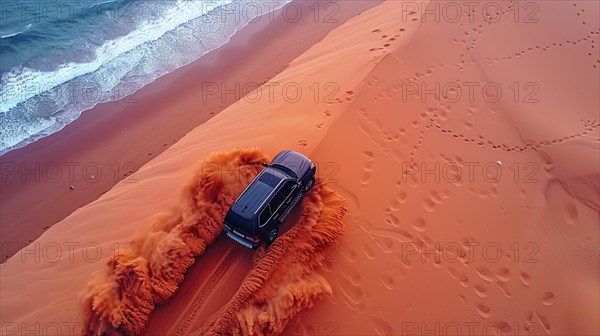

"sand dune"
[2, 1, 397, 333]
[204, 182, 346, 336]
[1, 0, 598, 335]
[82, 149, 268, 335]
[82, 148, 347, 335]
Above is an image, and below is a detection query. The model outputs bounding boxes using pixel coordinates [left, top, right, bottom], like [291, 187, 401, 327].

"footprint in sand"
[323, 110, 333, 117]
[344, 90, 355, 102]
[360, 150, 375, 188]
[535, 311, 551, 333]
[519, 271, 531, 287]
[297, 140, 308, 148]
[473, 283, 489, 298]
[371, 316, 394, 336]
[315, 122, 326, 129]
[541, 291, 556, 306]
[476, 302, 491, 319]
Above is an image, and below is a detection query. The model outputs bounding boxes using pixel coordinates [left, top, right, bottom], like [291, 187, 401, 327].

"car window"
[259, 204, 271, 227]
[271, 188, 287, 211]
[280, 180, 296, 196]
[270, 190, 286, 213]
[270, 181, 297, 213]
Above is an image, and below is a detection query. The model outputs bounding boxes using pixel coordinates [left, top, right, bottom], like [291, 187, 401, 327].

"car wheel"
[267, 227, 279, 244]
[304, 178, 314, 192]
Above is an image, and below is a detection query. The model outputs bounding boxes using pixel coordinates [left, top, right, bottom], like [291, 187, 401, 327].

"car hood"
[270, 150, 312, 179]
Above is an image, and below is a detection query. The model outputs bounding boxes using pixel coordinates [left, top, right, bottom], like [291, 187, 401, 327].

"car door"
[271, 180, 299, 222]
[257, 203, 272, 237]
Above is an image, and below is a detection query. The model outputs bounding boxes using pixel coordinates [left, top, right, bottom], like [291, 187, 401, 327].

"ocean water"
[0, 0, 289, 155]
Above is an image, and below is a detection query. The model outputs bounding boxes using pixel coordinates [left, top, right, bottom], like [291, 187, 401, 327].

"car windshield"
[269, 164, 297, 178]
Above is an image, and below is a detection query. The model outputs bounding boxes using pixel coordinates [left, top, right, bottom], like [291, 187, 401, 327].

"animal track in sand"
[572, 4, 600, 68]
[493, 321, 513, 333]
[484, 34, 598, 67]
[355, 106, 411, 167]
[315, 122, 326, 129]
[387, 189, 408, 212]
[475, 266, 495, 283]
[541, 291, 556, 306]
[411, 218, 427, 233]
[380, 14, 599, 162]
[371, 316, 394, 336]
[339, 243, 359, 263]
[519, 272, 532, 287]
[323, 110, 333, 117]
[381, 270, 396, 290]
[524, 310, 550, 334]
[369, 27, 408, 54]
[407, 117, 599, 162]
[437, 119, 599, 152]
[361, 241, 377, 260]
[495, 281, 512, 298]
[374, 235, 395, 254]
[342, 268, 362, 286]
[476, 302, 491, 319]
[473, 283, 489, 298]
[338, 276, 366, 313]
[360, 150, 375, 188]
[451, 1, 600, 69]
[344, 90, 355, 102]
[297, 139, 308, 148]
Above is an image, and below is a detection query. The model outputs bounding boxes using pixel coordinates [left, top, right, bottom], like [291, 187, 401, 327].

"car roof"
[231, 167, 291, 219]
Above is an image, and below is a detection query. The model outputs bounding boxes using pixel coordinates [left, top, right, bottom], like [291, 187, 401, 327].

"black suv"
[223, 150, 316, 249]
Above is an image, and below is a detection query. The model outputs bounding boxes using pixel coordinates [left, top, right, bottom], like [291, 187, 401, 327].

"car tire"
[266, 227, 279, 244]
[304, 178, 314, 192]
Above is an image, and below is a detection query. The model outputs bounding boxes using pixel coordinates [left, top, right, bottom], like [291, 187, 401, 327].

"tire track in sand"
[171, 244, 240, 336]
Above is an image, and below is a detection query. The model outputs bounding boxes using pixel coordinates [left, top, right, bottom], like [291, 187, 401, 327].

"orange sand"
[1, 1, 599, 335]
